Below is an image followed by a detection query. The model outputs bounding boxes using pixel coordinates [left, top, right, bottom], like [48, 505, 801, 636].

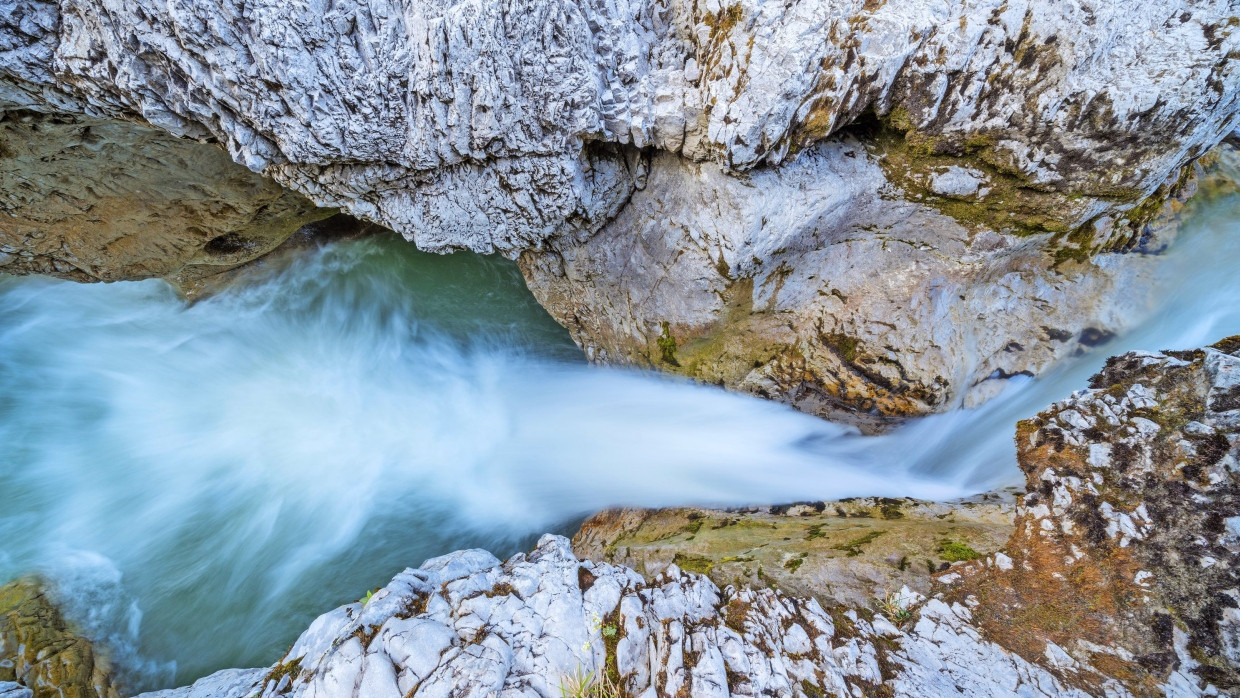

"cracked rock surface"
[0, 578, 119, 698]
[938, 336, 1240, 694]
[138, 534, 1089, 698]
[569, 493, 1017, 609]
[3, 0, 1236, 244]
[519, 139, 1204, 425]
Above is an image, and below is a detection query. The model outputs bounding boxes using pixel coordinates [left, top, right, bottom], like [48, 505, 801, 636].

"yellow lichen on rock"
[0, 578, 120, 698]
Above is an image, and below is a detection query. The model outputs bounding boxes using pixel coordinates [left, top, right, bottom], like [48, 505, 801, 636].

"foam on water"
[1, 196, 1237, 689]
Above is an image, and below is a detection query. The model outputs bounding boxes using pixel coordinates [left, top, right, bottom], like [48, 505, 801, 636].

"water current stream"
[1, 195, 1237, 689]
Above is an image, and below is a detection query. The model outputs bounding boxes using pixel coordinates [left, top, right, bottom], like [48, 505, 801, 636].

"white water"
[1, 196, 1238, 690]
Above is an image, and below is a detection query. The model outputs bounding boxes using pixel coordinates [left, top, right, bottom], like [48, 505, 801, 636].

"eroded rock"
[143, 534, 1091, 698]
[0, 110, 331, 283]
[519, 139, 1185, 425]
[3, 0, 1234, 246]
[940, 337, 1240, 694]
[0, 683, 32, 698]
[0, 578, 120, 698]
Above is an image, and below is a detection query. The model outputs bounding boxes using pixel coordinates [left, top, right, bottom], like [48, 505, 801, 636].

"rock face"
[0, 110, 331, 283]
[0, 683, 33, 698]
[941, 336, 1240, 694]
[142, 534, 1093, 698]
[570, 493, 1016, 608]
[519, 140, 1188, 424]
[3, 0, 1234, 241]
[3, 0, 1238, 418]
[133, 337, 1240, 697]
[0, 578, 119, 698]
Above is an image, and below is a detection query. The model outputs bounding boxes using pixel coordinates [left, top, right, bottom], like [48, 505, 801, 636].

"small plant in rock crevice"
[656, 321, 680, 366]
[559, 665, 623, 698]
[831, 529, 886, 556]
[582, 606, 630, 690]
[874, 590, 915, 625]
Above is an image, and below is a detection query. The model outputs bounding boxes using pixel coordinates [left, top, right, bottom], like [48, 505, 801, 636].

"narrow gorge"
[1, 0, 1239, 696]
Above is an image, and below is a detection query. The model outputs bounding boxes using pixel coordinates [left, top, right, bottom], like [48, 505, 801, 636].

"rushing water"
[1, 195, 1238, 690]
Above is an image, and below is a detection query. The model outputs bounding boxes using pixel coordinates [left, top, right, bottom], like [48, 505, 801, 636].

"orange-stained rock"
[940, 337, 1240, 694]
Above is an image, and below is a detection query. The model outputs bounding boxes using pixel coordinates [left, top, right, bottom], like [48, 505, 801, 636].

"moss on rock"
[0, 578, 120, 698]
[572, 494, 1015, 608]
[866, 106, 1209, 264]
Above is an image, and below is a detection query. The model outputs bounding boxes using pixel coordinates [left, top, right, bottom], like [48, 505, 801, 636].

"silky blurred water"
[0, 196, 1237, 690]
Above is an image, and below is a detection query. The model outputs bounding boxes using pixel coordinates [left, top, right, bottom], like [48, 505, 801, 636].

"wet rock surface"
[571, 493, 1017, 608]
[130, 337, 1240, 697]
[0, 578, 119, 698]
[0, 111, 330, 283]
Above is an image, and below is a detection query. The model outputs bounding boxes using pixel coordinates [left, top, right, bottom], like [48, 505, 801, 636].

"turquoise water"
[0, 237, 584, 684]
[0, 196, 1238, 690]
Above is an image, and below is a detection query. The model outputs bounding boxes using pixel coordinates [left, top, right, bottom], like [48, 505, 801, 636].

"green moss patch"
[937, 540, 982, 562]
[264, 656, 304, 692]
[657, 321, 679, 366]
[672, 553, 716, 575]
[832, 530, 887, 557]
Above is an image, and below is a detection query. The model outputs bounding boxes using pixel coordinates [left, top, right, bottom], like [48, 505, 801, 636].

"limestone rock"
[2, 0, 1234, 251]
[940, 337, 1240, 694]
[0, 578, 120, 698]
[570, 493, 1017, 608]
[519, 139, 1173, 425]
[0, 111, 331, 283]
[0, 683, 33, 698]
[149, 535, 1089, 698]
[929, 167, 985, 198]
[136, 670, 265, 698]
